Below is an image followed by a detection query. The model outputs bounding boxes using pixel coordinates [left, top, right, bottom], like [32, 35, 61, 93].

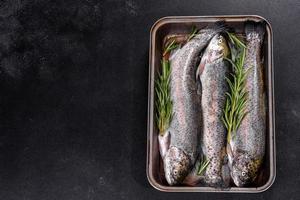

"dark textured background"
[0, 0, 299, 199]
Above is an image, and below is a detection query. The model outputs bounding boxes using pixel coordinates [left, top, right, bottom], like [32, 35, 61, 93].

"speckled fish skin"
[229, 22, 266, 187]
[198, 34, 230, 187]
[163, 24, 225, 186]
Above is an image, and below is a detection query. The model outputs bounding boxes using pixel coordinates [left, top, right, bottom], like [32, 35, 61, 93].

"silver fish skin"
[163, 24, 225, 186]
[229, 22, 266, 187]
[198, 34, 230, 187]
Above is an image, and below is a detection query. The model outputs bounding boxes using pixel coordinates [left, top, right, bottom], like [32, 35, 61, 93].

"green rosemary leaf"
[163, 40, 179, 56]
[227, 32, 246, 48]
[156, 41, 179, 135]
[187, 26, 199, 42]
[197, 156, 210, 176]
[222, 32, 249, 143]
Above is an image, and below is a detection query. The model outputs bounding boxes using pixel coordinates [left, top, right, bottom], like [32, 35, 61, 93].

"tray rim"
[147, 15, 276, 193]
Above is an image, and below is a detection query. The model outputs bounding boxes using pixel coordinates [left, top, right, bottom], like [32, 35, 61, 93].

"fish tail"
[208, 20, 228, 33]
[245, 21, 265, 43]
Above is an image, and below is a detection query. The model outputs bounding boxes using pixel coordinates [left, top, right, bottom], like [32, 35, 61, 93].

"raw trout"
[197, 34, 230, 187]
[228, 22, 266, 187]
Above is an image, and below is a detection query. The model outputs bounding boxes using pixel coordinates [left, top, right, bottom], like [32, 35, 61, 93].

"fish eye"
[174, 170, 178, 175]
[241, 171, 246, 176]
[218, 38, 222, 43]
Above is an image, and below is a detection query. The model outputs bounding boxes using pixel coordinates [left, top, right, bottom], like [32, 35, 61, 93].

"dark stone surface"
[0, 0, 299, 199]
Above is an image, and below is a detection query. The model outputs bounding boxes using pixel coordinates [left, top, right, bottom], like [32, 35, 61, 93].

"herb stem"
[222, 33, 248, 143]
[155, 40, 179, 135]
[197, 156, 210, 176]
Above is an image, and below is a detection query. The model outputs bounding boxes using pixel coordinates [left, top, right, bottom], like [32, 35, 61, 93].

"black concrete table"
[0, 0, 299, 199]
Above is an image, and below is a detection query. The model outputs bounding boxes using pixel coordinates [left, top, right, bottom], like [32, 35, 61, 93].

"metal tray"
[147, 15, 275, 193]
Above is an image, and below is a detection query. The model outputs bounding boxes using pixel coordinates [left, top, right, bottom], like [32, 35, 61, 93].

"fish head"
[164, 146, 191, 185]
[206, 34, 229, 62]
[231, 153, 261, 186]
[196, 34, 229, 79]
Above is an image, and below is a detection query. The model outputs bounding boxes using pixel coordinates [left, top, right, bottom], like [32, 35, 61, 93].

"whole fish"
[197, 34, 230, 187]
[162, 23, 225, 185]
[228, 22, 266, 187]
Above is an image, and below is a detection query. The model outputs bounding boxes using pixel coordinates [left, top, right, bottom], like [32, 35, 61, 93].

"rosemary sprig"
[222, 32, 249, 142]
[156, 27, 198, 135]
[163, 40, 179, 57]
[155, 40, 178, 135]
[187, 26, 199, 42]
[197, 156, 210, 176]
[227, 32, 246, 49]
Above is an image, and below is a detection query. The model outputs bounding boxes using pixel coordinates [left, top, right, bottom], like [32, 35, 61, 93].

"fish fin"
[183, 171, 205, 186]
[183, 154, 205, 186]
[219, 147, 231, 187]
[245, 21, 265, 43]
[195, 60, 205, 80]
[221, 147, 228, 164]
[196, 78, 202, 95]
[221, 164, 231, 187]
[195, 60, 204, 95]
[195, 64, 200, 81]
[158, 130, 171, 159]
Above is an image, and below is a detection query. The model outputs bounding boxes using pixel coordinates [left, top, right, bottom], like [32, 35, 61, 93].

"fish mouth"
[231, 174, 247, 187]
[164, 146, 191, 185]
[231, 167, 250, 187]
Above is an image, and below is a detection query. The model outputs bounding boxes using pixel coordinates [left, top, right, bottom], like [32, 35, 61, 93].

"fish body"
[163, 24, 225, 185]
[198, 34, 230, 187]
[228, 22, 266, 187]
